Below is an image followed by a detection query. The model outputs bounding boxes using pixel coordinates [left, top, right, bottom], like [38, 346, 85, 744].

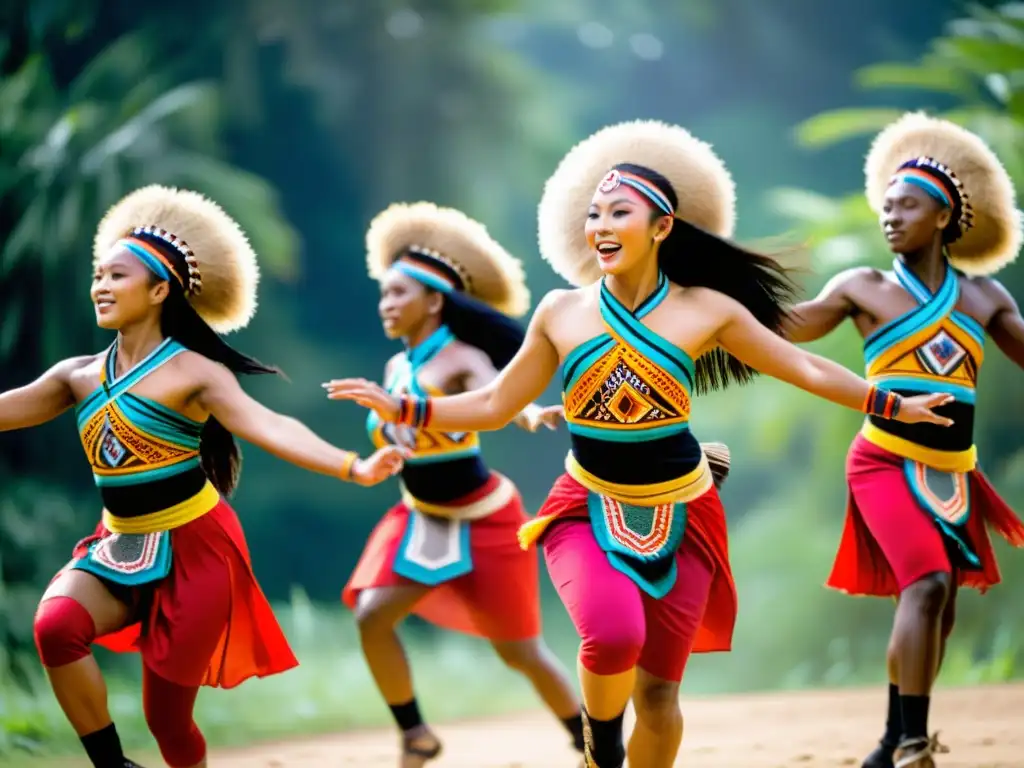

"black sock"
[389, 698, 425, 732]
[562, 713, 585, 752]
[583, 708, 625, 768]
[882, 683, 902, 747]
[899, 694, 930, 741]
[80, 723, 124, 768]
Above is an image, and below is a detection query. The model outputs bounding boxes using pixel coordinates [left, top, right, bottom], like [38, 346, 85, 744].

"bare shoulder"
[537, 286, 583, 313]
[63, 353, 105, 383]
[967, 274, 1017, 308]
[823, 265, 884, 294]
[681, 285, 739, 311]
[61, 353, 103, 374]
[174, 349, 233, 385]
[534, 287, 587, 326]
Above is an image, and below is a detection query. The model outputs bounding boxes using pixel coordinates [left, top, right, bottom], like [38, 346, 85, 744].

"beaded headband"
[889, 156, 974, 239]
[116, 225, 204, 295]
[596, 168, 675, 216]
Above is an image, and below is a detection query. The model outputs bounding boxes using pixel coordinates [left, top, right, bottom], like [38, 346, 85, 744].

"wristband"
[338, 451, 358, 482]
[397, 394, 433, 428]
[863, 385, 902, 420]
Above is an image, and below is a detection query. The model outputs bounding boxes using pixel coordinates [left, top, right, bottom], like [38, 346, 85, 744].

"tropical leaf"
[854, 60, 975, 97]
[793, 107, 906, 149]
[0, 32, 301, 370]
[936, 35, 1024, 74]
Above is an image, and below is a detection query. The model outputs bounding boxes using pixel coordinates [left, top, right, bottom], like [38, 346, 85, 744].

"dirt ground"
[36, 682, 1024, 767]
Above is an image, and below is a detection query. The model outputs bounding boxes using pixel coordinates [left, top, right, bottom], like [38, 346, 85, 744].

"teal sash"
[586, 492, 687, 598]
[71, 532, 173, 587]
[392, 512, 473, 586]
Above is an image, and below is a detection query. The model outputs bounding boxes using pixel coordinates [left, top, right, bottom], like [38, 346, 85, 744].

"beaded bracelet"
[397, 394, 433, 429]
[338, 451, 358, 482]
[862, 385, 902, 419]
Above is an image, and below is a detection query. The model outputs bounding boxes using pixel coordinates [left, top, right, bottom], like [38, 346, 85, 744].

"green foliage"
[0, 30, 299, 368]
[5, 0, 1024, 758]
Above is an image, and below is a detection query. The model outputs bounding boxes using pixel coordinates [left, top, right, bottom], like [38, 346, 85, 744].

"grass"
[3, 489, 1023, 764]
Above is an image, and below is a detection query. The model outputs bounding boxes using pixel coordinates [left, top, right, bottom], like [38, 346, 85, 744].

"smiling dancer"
[336, 202, 585, 767]
[2, 185, 403, 768]
[326, 120, 954, 768]
[784, 112, 1024, 768]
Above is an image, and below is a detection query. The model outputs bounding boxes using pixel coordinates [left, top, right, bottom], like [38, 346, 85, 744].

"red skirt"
[66, 499, 298, 689]
[535, 473, 737, 659]
[827, 434, 1024, 596]
[342, 474, 541, 641]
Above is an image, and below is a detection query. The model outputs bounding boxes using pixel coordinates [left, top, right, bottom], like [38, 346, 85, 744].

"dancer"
[783, 112, 1024, 768]
[4, 185, 404, 768]
[335, 202, 585, 767]
[326, 120, 953, 768]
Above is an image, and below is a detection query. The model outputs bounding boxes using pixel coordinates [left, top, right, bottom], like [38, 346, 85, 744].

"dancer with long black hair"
[336, 202, 585, 766]
[327, 121, 953, 768]
[9, 185, 403, 768]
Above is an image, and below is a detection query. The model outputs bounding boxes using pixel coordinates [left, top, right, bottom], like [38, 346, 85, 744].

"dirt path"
[40, 683, 1024, 767]
[211, 682, 1021, 767]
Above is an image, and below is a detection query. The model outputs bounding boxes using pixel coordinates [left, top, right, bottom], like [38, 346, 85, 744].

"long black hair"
[397, 249, 526, 370]
[613, 163, 799, 395]
[439, 291, 525, 370]
[136, 230, 281, 498]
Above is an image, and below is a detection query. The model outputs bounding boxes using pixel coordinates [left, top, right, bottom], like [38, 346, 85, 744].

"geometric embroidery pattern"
[90, 532, 165, 575]
[910, 461, 971, 526]
[567, 346, 690, 428]
[82, 405, 196, 474]
[598, 494, 678, 558]
[916, 328, 967, 377]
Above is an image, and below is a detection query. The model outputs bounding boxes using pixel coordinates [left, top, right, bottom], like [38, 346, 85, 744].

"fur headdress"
[865, 112, 1022, 276]
[537, 119, 736, 287]
[94, 185, 260, 333]
[366, 202, 530, 317]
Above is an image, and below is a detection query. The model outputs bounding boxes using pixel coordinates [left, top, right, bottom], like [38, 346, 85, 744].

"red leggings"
[542, 518, 714, 683]
[34, 596, 206, 768]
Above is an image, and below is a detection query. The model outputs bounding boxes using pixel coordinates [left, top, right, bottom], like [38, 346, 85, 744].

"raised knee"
[903, 574, 950, 618]
[634, 680, 680, 729]
[493, 639, 545, 673]
[33, 597, 95, 668]
[354, 594, 404, 632]
[580, 624, 644, 676]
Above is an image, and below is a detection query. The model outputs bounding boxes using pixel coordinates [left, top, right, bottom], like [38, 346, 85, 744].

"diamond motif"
[99, 417, 128, 467]
[608, 383, 654, 423]
[916, 329, 966, 376]
[577, 360, 679, 425]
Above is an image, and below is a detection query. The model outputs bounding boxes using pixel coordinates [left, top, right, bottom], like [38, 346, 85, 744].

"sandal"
[894, 733, 949, 768]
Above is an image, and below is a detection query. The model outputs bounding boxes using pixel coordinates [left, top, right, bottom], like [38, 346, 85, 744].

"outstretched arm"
[0, 356, 91, 432]
[714, 294, 952, 425]
[980, 278, 1024, 369]
[461, 350, 562, 433]
[781, 269, 862, 343]
[196, 359, 403, 486]
[326, 292, 564, 433]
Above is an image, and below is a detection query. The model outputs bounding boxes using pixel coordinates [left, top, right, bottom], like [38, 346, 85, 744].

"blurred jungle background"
[2, 0, 1023, 759]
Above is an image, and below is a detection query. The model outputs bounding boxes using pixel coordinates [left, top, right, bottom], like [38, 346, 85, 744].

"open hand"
[522, 404, 564, 432]
[895, 393, 955, 426]
[350, 445, 405, 486]
[323, 378, 400, 422]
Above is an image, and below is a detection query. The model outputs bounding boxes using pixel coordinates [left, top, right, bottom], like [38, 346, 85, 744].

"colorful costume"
[827, 114, 1024, 598]
[342, 202, 540, 641]
[33, 185, 298, 768]
[521, 120, 740, 685]
[69, 335, 295, 687]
